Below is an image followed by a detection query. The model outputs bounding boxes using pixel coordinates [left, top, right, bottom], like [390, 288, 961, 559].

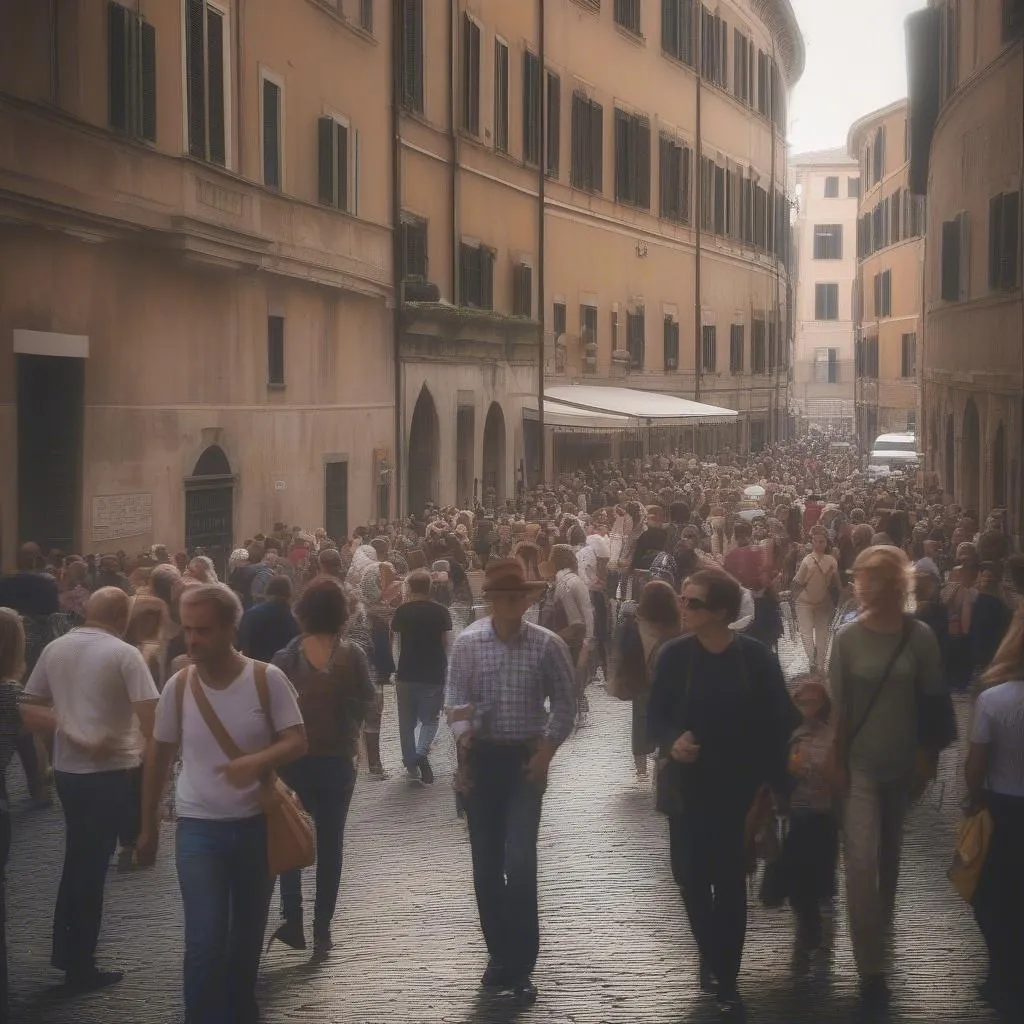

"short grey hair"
[179, 583, 243, 628]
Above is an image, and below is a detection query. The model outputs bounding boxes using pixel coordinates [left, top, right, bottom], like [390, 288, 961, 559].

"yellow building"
[908, 0, 1023, 523]
[847, 98, 924, 441]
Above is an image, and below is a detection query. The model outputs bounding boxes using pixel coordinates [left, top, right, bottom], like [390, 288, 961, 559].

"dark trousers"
[973, 792, 1024, 1003]
[785, 809, 838, 939]
[465, 742, 545, 980]
[52, 770, 128, 975]
[176, 815, 272, 1024]
[1, 807, 10, 1023]
[631, 693, 653, 758]
[15, 732, 42, 795]
[590, 590, 609, 670]
[669, 806, 748, 994]
[278, 755, 357, 933]
[118, 766, 143, 849]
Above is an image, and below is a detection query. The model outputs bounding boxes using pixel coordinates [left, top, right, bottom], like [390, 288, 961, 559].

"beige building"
[847, 98, 924, 442]
[908, 0, 1022, 524]
[790, 149, 859, 432]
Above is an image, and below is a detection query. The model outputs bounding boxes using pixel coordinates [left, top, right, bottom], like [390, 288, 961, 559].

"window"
[814, 283, 839, 320]
[901, 333, 917, 377]
[523, 52, 542, 165]
[267, 315, 285, 386]
[545, 71, 561, 177]
[813, 348, 839, 384]
[858, 336, 879, 378]
[813, 224, 843, 260]
[571, 93, 603, 192]
[614, 110, 651, 208]
[261, 76, 282, 189]
[664, 317, 680, 370]
[873, 125, 885, 183]
[108, 3, 156, 143]
[752, 318, 766, 372]
[767, 320, 777, 370]
[754, 185, 767, 249]
[662, 0, 695, 66]
[989, 191, 1021, 292]
[823, 176, 839, 199]
[512, 263, 532, 317]
[701, 325, 717, 372]
[400, 216, 427, 279]
[324, 461, 348, 546]
[186, 0, 226, 164]
[553, 301, 567, 337]
[400, 0, 424, 112]
[461, 15, 481, 135]
[317, 117, 351, 211]
[729, 324, 744, 372]
[493, 39, 509, 152]
[700, 156, 715, 232]
[700, 6, 728, 89]
[713, 164, 726, 234]
[848, 177, 861, 199]
[756, 50, 770, 117]
[941, 0, 959, 104]
[580, 303, 598, 346]
[359, 0, 373, 32]
[891, 190, 903, 244]
[873, 270, 892, 317]
[733, 30, 752, 105]
[627, 308, 645, 369]
[1005, 0, 1024, 43]
[459, 243, 494, 309]
[658, 135, 691, 223]
[614, 0, 641, 34]
[941, 213, 968, 301]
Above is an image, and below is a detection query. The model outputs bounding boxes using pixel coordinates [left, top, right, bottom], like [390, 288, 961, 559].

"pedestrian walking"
[793, 526, 838, 672]
[392, 568, 452, 783]
[237, 575, 299, 663]
[136, 584, 307, 1024]
[445, 559, 576, 1003]
[20, 588, 159, 992]
[647, 568, 796, 1021]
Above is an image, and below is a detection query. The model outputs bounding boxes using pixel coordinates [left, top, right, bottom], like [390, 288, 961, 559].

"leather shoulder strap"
[251, 659, 276, 736]
[189, 667, 246, 760]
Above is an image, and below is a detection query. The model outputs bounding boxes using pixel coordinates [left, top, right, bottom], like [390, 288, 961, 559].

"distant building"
[790, 149, 859, 433]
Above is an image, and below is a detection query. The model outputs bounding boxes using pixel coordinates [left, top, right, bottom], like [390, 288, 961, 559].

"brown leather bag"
[187, 663, 315, 876]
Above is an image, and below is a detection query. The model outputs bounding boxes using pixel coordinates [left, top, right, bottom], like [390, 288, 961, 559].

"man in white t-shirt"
[22, 587, 159, 992]
[137, 583, 306, 1024]
[579, 519, 612, 680]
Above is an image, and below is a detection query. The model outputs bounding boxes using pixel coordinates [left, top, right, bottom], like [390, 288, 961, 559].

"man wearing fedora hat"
[445, 559, 576, 1004]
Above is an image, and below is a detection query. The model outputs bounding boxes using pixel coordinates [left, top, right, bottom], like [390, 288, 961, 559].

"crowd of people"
[0, 433, 1022, 1022]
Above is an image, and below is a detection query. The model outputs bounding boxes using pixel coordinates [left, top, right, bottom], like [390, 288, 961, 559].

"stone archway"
[945, 413, 955, 497]
[993, 421, 1006, 510]
[185, 444, 234, 575]
[962, 399, 981, 514]
[482, 402, 506, 509]
[408, 385, 440, 517]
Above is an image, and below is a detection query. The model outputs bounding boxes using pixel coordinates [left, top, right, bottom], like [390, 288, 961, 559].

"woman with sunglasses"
[647, 569, 796, 1022]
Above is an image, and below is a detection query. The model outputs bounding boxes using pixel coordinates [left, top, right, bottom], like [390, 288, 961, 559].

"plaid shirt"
[445, 617, 576, 743]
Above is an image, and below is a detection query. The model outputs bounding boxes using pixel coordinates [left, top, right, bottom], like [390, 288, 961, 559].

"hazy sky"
[787, 0, 925, 156]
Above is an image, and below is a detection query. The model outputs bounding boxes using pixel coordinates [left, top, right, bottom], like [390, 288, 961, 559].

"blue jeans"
[464, 741, 546, 979]
[176, 816, 272, 1024]
[277, 756, 357, 932]
[396, 682, 444, 769]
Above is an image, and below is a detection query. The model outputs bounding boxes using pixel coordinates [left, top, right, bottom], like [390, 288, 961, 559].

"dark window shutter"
[480, 248, 494, 310]
[318, 117, 335, 205]
[1002, 190, 1020, 290]
[546, 72, 560, 176]
[523, 52, 541, 165]
[336, 123, 349, 211]
[662, 0, 678, 57]
[139, 19, 157, 142]
[186, 0, 206, 157]
[941, 219, 960, 300]
[262, 79, 281, 188]
[637, 118, 651, 209]
[614, 109, 628, 201]
[108, 2, 130, 133]
[267, 315, 285, 385]
[590, 101, 603, 192]
[401, 0, 424, 111]
[206, 8, 225, 164]
[571, 92, 585, 188]
[992, 193, 1007, 290]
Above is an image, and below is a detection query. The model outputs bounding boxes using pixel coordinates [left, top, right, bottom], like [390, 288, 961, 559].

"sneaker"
[416, 755, 435, 785]
[63, 969, 124, 995]
[405, 765, 421, 781]
[512, 978, 538, 1004]
[715, 990, 746, 1021]
[480, 959, 513, 989]
[368, 763, 389, 780]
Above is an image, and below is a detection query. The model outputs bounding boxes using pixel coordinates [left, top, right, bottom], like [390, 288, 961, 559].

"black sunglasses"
[680, 596, 709, 610]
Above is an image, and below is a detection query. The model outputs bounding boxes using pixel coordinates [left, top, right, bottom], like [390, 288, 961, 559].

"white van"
[867, 432, 919, 478]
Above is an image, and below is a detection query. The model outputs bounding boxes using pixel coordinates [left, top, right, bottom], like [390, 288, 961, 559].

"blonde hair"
[0, 607, 26, 682]
[982, 609, 1024, 687]
[125, 595, 168, 646]
[179, 583, 243, 628]
[853, 544, 912, 614]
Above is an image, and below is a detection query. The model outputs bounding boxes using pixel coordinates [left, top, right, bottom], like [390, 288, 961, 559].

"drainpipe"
[236, 0, 245, 170]
[537, 0, 546, 484]
[449, 0, 460, 303]
[390, 0, 403, 516]
[694, 71, 703, 405]
[1018, 42, 1024, 540]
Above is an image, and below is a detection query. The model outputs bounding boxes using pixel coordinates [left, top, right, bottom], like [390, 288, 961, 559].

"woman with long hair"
[943, 542, 979, 691]
[793, 526, 839, 673]
[966, 614, 1024, 1015]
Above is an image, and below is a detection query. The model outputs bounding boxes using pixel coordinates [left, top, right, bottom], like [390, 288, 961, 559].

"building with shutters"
[0, 0, 395, 565]
[790, 149, 859, 434]
[847, 99, 924, 442]
[906, 0, 1023, 528]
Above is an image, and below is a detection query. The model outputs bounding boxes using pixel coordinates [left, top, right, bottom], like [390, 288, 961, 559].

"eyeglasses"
[680, 596, 709, 611]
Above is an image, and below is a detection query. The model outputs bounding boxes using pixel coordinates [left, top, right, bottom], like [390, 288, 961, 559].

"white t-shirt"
[586, 533, 612, 560]
[25, 627, 160, 773]
[154, 661, 304, 820]
[971, 679, 1024, 797]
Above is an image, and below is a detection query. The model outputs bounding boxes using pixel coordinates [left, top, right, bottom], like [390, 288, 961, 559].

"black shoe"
[310, 930, 334, 961]
[859, 975, 890, 1010]
[417, 755, 435, 785]
[64, 969, 124, 995]
[512, 978, 538, 1004]
[267, 919, 306, 952]
[699, 959, 718, 994]
[480, 959, 513, 989]
[715, 989, 746, 1021]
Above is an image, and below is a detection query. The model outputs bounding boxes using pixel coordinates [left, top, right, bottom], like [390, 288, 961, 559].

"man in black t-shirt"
[391, 569, 452, 784]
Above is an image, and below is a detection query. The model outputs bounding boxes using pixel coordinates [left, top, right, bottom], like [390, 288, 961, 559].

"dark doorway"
[945, 413, 955, 496]
[325, 460, 349, 543]
[408, 386, 439, 516]
[456, 406, 475, 507]
[185, 445, 234, 575]
[962, 400, 980, 513]
[750, 418, 766, 453]
[993, 423, 1006, 509]
[17, 354, 84, 553]
[482, 402, 506, 508]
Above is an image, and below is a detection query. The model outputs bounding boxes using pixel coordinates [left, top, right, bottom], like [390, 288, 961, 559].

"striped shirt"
[445, 617, 576, 743]
[971, 679, 1024, 797]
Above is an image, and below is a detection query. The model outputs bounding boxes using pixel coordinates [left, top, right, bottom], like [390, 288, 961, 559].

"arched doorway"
[945, 413, 955, 496]
[962, 400, 980, 513]
[482, 402, 506, 508]
[993, 422, 1006, 510]
[185, 444, 234, 575]
[408, 385, 439, 516]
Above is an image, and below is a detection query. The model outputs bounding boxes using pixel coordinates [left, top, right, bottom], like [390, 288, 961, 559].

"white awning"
[523, 399, 632, 432]
[544, 385, 738, 425]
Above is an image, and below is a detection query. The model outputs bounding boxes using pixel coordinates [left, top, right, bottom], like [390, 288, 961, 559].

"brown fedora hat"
[482, 558, 546, 594]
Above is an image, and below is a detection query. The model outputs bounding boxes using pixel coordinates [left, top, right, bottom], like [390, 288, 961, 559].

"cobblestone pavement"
[8, 633, 998, 1024]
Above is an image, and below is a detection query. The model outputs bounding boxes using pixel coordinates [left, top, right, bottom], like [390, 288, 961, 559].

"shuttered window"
[571, 92, 603, 192]
[756, 50, 770, 116]
[262, 77, 282, 189]
[512, 264, 533, 317]
[752, 319, 766, 373]
[401, 216, 428, 280]
[186, 0, 226, 164]
[580, 304, 597, 345]
[553, 302, 567, 338]
[1005, 0, 1024, 42]
[700, 156, 715, 232]
[462, 16, 481, 135]
[614, 0, 641, 34]
[815, 283, 839, 320]
[627, 309, 645, 370]
[400, 0, 424, 112]
[729, 324, 744, 372]
[941, 215, 966, 301]
[848, 177, 861, 198]
[901, 333, 917, 377]
[873, 270, 892, 317]
[108, 2, 157, 143]
[813, 224, 843, 260]
[459, 243, 494, 309]
[545, 71, 561, 177]
[359, 0, 373, 33]
[701, 325, 717, 372]
[823, 176, 839, 198]
[989, 191, 1021, 292]
[662, 0, 695, 65]
[523, 51, 542, 165]
[700, 6, 728, 89]
[614, 109, 651, 208]
[664, 318, 680, 370]
[659, 135, 691, 223]
[713, 164, 726, 234]
[732, 30, 751, 104]
[267, 315, 285, 386]
[494, 39, 509, 152]
[317, 117, 351, 211]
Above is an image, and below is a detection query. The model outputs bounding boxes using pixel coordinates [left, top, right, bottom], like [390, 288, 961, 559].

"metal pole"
[537, 0, 546, 484]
